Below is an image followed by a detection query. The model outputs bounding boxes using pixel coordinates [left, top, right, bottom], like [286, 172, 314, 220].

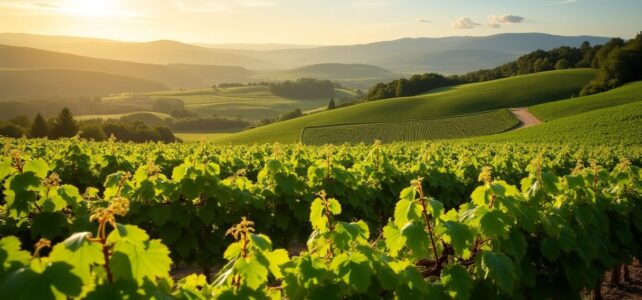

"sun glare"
[65, 0, 114, 16]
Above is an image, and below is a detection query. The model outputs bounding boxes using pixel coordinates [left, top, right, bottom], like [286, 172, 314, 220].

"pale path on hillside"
[509, 108, 543, 130]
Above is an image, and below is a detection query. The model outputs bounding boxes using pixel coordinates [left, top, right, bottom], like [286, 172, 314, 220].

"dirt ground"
[595, 260, 642, 300]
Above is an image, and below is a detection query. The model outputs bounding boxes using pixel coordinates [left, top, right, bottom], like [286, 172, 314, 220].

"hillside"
[76, 112, 173, 125]
[0, 44, 253, 89]
[0, 33, 271, 69]
[529, 81, 642, 121]
[0, 32, 610, 74]
[216, 69, 596, 144]
[104, 85, 356, 121]
[301, 109, 518, 145]
[472, 101, 642, 145]
[0, 69, 168, 97]
[245, 33, 610, 72]
[275, 63, 395, 79]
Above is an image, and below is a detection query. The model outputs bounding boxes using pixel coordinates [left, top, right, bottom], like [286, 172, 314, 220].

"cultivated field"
[301, 109, 518, 145]
[217, 69, 596, 144]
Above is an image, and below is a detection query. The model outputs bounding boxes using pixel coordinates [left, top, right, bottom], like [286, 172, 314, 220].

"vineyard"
[300, 109, 518, 145]
[1, 137, 642, 299]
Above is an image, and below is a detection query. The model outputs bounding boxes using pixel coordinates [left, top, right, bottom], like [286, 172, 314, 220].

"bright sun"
[66, 0, 114, 16]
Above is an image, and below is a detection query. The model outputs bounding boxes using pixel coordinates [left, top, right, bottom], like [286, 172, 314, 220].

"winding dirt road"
[509, 108, 543, 130]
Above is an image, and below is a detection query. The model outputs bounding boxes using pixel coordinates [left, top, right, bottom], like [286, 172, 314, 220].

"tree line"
[269, 78, 341, 99]
[0, 108, 179, 143]
[365, 32, 642, 101]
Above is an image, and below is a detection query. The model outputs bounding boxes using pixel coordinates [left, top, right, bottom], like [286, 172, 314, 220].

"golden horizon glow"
[62, 0, 115, 17]
[0, 0, 639, 45]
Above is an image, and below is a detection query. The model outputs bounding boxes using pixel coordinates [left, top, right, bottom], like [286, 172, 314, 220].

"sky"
[0, 0, 640, 45]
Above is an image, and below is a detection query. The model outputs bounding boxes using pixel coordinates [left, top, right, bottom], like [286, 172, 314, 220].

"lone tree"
[30, 113, 49, 138]
[50, 108, 78, 139]
[328, 98, 336, 110]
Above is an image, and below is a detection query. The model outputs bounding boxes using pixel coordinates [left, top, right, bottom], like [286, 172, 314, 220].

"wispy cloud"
[452, 17, 480, 29]
[416, 18, 430, 23]
[488, 14, 525, 28]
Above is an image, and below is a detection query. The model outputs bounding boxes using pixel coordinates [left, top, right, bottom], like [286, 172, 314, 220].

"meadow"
[103, 86, 356, 121]
[216, 69, 596, 144]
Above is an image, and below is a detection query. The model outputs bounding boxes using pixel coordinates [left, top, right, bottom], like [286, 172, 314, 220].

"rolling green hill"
[472, 101, 642, 145]
[216, 69, 596, 144]
[104, 86, 356, 121]
[301, 109, 518, 145]
[0, 69, 168, 97]
[529, 81, 642, 121]
[274, 63, 395, 79]
[76, 112, 174, 125]
[257, 63, 398, 89]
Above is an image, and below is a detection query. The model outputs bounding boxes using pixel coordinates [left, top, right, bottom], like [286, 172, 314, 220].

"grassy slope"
[301, 109, 518, 145]
[106, 86, 356, 121]
[76, 111, 173, 121]
[176, 132, 233, 142]
[471, 101, 642, 145]
[217, 69, 596, 144]
[0, 69, 168, 97]
[529, 81, 642, 121]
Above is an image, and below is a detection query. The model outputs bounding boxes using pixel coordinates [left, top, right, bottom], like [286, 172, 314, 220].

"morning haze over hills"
[0, 32, 611, 93]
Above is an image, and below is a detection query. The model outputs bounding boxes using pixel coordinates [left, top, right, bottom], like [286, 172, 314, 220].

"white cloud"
[488, 14, 525, 28]
[452, 17, 480, 29]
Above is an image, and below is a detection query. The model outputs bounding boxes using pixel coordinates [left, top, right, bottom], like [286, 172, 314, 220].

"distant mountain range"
[0, 32, 614, 96]
[0, 32, 611, 74]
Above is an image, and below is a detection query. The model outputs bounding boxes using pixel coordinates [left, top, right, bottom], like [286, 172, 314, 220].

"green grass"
[104, 86, 355, 121]
[301, 109, 518, 145]
[472, 101, 642, 145]
[176, 132, 233, 142]
[529, 81, 642, 121]
[76, 112, 174, 126]
[76, 111, 173, 121]
[217, 69, 596, 144]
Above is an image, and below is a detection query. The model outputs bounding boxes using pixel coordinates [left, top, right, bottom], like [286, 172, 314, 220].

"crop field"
[529, 81, 642, 121]
[301, 109, 518, 145]
[104, 86, 355, 121]
[217, 69, 596, 144]
[1, 138, 641, 299]
[473, 100, 642, 145]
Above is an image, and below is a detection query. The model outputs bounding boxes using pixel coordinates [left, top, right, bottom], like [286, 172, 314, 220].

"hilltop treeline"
[365, 73, 456, 100]
[269, 78, 340, 99]
[366, 32, 642, 100]
[581, 33, 642, 95]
